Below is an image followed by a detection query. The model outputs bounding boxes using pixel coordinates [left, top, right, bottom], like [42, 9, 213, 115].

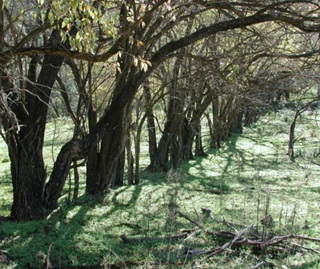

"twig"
[177, 229, 202, 258]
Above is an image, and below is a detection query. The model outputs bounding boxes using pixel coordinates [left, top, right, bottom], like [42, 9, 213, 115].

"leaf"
[141, 62, 148, 72]
[137, 40, 145, 47]
[116, 62, 122, 73]
[71, 0, 78, 9]
[67, 23, 72, 31]
[61, 19, 68, 29]
[48, 11, 55, 25]
[133, 57, 138, 67]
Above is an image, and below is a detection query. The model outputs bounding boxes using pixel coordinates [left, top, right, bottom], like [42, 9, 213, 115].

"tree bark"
[86, 99, 99, 195]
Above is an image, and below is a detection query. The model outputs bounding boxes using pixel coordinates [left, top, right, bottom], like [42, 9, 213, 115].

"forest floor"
[1, 107, 320, 269]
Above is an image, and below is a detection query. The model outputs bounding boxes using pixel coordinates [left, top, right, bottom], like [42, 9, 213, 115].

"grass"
[0, 108, 320, 268]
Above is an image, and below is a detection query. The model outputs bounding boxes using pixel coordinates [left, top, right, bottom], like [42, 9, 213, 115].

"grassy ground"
[0, 109, 320, 268]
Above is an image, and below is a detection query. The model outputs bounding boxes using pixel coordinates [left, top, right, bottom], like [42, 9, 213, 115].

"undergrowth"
[0, 109, 320, 268]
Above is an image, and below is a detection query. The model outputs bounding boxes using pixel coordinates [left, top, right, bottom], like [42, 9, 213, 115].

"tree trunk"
[288, 108, 306, 161]
[150, 54, 187, 171]
[95, 113, 126, 192]
[86, 101, 99, 195]
[8, 136, 47, 220]
[210, 96, 221, 149]
[195, 124, 207, 157]
[8, 56, 65, 218]
[144, 83, 158, 171]
[181, 93, 212, 159]
[152, 88, 185, 171]
[6, 30, 65, 219]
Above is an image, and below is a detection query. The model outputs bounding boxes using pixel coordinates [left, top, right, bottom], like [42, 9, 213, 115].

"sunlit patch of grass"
[0, 107, 320, 268]
[0, 144, 11, 216]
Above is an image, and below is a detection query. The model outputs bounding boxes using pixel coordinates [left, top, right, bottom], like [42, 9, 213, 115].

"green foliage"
[31, 0, 118, 53]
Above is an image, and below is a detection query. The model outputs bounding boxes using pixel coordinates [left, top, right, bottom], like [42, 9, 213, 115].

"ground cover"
[0, 108, 320, 268]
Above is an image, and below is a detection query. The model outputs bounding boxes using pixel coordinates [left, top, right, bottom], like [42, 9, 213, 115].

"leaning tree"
[0, 0, 320, 220]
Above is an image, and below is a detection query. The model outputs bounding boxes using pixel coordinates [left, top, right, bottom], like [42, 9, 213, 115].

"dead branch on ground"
[175, 208, 320, 260]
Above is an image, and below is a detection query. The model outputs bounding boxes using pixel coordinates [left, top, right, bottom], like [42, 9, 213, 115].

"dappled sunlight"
[1, 102, 320, 268]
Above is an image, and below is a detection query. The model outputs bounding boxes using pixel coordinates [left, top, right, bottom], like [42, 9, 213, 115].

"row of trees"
[0, 0, 319, 221]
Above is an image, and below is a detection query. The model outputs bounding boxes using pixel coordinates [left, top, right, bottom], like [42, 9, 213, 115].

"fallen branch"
[251, 261, 270, 269]
[203, 226, 252, 260]
[294, 235, 320, 243]
[120, 232, 188, 243]
[201, 207, 247, 232]
[176, 210, 216, 236]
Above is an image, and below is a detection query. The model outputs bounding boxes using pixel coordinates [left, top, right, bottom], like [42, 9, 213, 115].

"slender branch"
[251, 261, 270, 269]
[8, 12, 320, 64]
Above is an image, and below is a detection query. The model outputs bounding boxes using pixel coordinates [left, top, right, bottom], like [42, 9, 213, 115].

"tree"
[1, 0, 320, 220]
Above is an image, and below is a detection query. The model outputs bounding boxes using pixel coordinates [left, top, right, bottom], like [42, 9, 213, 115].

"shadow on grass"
[1, 119, 319, 268]
[0, 190, 149, 267]
[0, 198, 96, 267]
[0, 176, 176, 268]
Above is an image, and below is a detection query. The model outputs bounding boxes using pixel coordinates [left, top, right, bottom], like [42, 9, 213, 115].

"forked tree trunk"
[150, 54, 186, 171]
[0, 26, 74, 219]
[87, 102, 132, 195]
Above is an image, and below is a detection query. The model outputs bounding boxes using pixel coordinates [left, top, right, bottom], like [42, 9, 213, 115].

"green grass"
[1, 109, 320, 268]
